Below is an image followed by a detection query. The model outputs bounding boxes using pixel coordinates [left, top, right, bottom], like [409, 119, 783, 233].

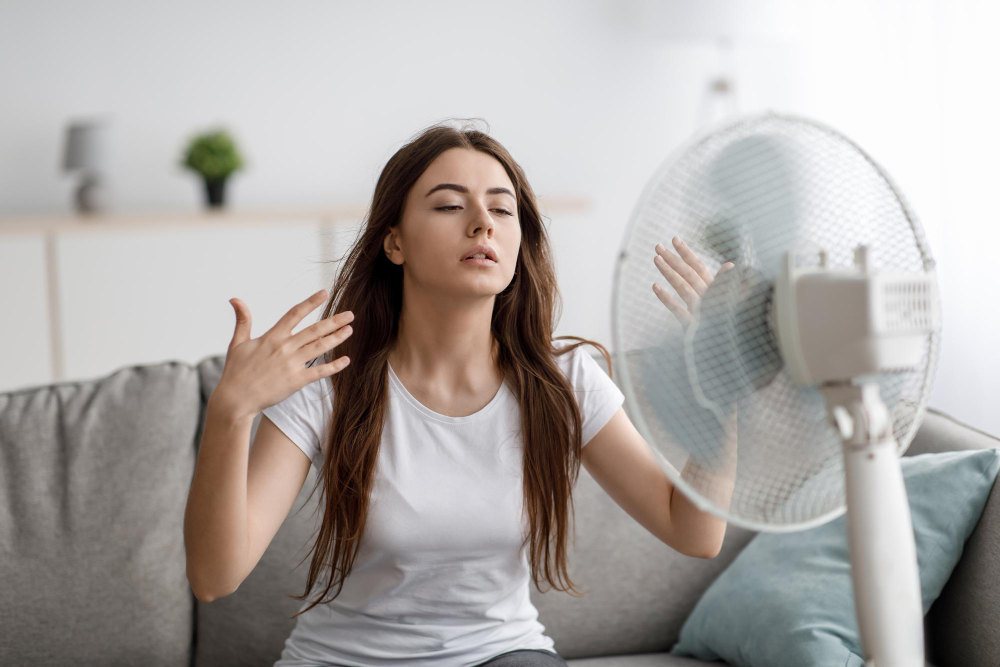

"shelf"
[0, 196, 592, 235]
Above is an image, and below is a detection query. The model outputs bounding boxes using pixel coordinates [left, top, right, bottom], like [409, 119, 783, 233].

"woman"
[202, 120, 735, 666]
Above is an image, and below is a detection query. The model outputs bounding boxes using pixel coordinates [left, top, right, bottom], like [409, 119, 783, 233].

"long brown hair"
[288, 119, 613, 617]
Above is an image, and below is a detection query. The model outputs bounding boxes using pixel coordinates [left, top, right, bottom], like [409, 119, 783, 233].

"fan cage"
[611, 111, 940, 532]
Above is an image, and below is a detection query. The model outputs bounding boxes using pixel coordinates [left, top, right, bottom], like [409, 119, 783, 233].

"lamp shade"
[62, 119, 112, 173]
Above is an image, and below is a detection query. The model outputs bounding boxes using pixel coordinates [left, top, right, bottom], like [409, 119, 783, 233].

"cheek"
[506, 238, 521, 268]
[409, 233, 444, 265]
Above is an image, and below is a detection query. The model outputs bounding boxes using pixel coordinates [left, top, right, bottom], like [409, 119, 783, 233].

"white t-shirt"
[261, 339, 624, 667]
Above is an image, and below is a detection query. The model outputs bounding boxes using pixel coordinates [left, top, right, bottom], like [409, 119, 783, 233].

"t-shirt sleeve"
[557, 342, 626, 447]
[260, 375, 334, 467]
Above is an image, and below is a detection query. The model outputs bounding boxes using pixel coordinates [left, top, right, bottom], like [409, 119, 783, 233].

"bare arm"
[183, 397, 255, 602]
[589, 234, 738, 558]
[184, 400, 315, 602]
[182, 288, 353, 602]
[668, 421, 737, 559]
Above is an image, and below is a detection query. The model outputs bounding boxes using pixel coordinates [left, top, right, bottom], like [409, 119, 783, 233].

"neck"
[389, 285, 499, 390]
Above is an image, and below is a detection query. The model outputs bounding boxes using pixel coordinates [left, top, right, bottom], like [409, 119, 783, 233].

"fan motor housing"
[773, 250, 940, 386]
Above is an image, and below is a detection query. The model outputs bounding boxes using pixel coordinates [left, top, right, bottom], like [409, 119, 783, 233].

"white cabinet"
[0, 210, 364, 393]
[0, 234, 53, 390]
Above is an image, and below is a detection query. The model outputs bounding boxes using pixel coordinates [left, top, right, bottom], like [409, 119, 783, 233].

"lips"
[462, 256, 496, 266]
[462, 244, 497, 262]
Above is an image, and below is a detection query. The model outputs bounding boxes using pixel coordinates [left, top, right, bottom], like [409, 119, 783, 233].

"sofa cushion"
[669, 447, 1000, 667]
[0, 361, 201, 667]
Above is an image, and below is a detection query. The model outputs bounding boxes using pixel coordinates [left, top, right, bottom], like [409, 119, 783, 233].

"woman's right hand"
[209, 288, 354, 422]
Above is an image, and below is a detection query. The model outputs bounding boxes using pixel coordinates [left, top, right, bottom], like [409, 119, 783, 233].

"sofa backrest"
[2, 351, 996, 667]
[0, 362, 202, 667]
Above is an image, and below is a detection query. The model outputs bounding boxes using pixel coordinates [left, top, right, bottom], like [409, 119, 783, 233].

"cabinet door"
[0, 234, 53, 391]
[56, 217, 357, 384]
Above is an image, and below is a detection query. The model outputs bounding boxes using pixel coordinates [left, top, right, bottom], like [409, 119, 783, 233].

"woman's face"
[385, 147, 521, 300]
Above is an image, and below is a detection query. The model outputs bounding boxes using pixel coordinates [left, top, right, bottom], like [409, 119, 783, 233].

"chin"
[454, 270, 512, 294]
[471, 284, 506, 298]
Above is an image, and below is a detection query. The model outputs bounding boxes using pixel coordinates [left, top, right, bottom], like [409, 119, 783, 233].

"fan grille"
[612, 112, 940, 530]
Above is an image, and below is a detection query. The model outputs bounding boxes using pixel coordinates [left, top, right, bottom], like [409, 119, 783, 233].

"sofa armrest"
[912, 409, 1000, 666]
[907, 408, 1000, 457]
[924, 472, 1000, 666]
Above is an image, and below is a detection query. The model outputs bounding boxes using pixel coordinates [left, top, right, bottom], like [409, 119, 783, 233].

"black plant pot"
[204, 177, 228, 208]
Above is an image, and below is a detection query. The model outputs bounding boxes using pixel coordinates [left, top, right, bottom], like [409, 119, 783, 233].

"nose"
[468, 202, 495, 238]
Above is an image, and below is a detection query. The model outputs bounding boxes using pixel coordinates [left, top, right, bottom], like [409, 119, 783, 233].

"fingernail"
[655, 243, 664, 253]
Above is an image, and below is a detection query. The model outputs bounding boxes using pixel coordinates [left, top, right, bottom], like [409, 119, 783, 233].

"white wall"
[787, 0, 1000, 439]
[1, 0, 997, 434]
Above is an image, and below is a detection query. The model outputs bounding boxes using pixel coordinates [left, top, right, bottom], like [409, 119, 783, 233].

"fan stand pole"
[820, 382, 925, 667]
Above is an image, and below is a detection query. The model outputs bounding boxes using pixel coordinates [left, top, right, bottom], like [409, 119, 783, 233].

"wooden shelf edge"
[0, 196, 592, 235]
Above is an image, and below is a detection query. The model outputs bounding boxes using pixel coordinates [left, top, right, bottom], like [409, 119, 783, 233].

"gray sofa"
[1, 351, 997, 666]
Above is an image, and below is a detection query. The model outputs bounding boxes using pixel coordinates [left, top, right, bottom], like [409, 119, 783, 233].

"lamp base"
[74, 173, 109, 215]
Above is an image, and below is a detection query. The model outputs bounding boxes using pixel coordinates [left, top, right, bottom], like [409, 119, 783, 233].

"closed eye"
[436, 206, 514, 217]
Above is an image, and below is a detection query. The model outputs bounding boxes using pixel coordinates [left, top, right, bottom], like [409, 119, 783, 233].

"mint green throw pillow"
[670, 448, 1000, 667]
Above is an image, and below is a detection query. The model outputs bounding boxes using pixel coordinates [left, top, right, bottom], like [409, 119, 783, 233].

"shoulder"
[282, 372, 335, 408]
[262, 371, 335, 428]
[259, 372, 336, 465]
[551, 339, 612, 390]
[551, 338, 582, 373]
[550, 339, 625, 445]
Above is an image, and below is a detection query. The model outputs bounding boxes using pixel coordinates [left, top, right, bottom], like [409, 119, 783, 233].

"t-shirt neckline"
[386, 361, 507, 424]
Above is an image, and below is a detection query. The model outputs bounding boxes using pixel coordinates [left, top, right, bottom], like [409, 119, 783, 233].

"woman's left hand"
[652, 236, 735, 328]
[653, 236, 739, 484]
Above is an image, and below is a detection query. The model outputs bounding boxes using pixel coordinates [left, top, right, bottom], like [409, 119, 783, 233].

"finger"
[312, 355, 351, 380]
[653, 283, 692, 326]
[289, 309, 354, 350]
[654, 251, 700, 307]
[656, 244, 709, 298]
[671, 236, 715, 285]
[717, 262, 736, 277]
[270, 289, 328, 339]
[296, 318, 354, 364]
[229, 298, 252, 348]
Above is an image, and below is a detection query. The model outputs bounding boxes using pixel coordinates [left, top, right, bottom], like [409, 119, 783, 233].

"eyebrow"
[425, 183, 516, 200]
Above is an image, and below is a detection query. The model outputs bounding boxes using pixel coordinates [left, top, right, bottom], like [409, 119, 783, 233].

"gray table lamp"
[62, 118, 113, 215]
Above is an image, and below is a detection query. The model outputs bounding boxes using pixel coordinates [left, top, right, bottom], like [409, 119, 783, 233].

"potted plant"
[180, 128, 245, 208]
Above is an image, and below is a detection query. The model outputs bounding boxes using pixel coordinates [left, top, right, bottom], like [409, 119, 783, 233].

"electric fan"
[612, 112, 940, 666]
